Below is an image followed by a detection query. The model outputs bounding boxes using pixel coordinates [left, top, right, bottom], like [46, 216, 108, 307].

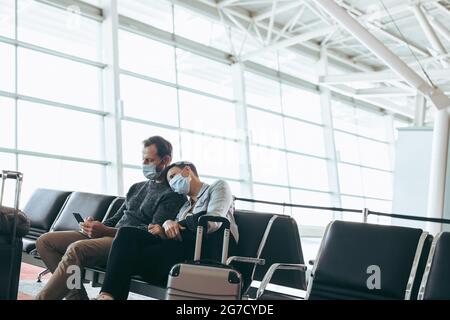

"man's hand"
[162, 220, 185, 241]
[80, 218, 110, 239]
[148, 224, 166, 239]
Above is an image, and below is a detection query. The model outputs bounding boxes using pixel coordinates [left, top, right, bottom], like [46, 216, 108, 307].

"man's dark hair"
[143, 136, 173, 159]
[163, 161, 199, 185]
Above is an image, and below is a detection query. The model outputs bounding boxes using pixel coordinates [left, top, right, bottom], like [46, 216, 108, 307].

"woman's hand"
[162, 220, 185, 241]
[148, 224, 166, 239]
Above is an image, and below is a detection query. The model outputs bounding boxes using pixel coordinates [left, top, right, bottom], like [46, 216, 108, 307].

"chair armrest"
[256, 263, 307, 299]
[226, 256, 265, 266]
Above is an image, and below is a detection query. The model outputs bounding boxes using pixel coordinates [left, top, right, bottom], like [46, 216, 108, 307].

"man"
[35, 136, 186, 300]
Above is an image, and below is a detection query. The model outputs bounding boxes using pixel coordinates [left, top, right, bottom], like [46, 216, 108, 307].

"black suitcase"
[0, 171, 24, 300]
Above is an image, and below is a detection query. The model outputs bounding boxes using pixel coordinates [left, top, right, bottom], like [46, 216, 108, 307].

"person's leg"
[36, 231, 90, 300]
[36, 231, 88, 273]
[139, 230, 196, 286]
[205, 231, 238, 262]
[100, 227, 161, 300]
[35, 236, 113, 300]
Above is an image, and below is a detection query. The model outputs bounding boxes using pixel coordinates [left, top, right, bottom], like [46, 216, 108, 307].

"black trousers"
[101, 226, 236, 300]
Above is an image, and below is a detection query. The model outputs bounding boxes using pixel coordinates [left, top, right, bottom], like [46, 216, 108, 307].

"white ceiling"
[171, 0, 450, 120]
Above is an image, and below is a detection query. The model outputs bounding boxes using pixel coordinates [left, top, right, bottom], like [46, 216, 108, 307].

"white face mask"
[169, 173, 191, 195]
[142, 164, 158, 180]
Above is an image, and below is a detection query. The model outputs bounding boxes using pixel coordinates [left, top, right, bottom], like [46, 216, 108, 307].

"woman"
[94, 161, 239, 300]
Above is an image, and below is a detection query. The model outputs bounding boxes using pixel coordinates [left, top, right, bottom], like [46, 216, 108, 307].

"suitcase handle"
[1, 170, 24, 244]
[195, 216, 230, 264]
[198, 215, 230, 230]
[0, 171, 24, 180]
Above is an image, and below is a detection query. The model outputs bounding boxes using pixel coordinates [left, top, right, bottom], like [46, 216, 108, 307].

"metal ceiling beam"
[210, 1, 375, 72]
[355, 87, 415, 97]
[240, 26, 336, 61]
[412, 4, 449, 67]
[372, 26, 430, 57]
[359, 0, 440, 22]
[315, 0, 450, 110]
[253, 23, 264, 44]
[319, 67, 450, 84]
[37, 0, 103, 21]
[167, 0, 374, 73]
[255, 18, 373, 71]
[217, 0, 240, 8]
[328, 83, 415, 98]
[265, 0, 278, 44]
[322, 84, 414, 118]
[273, 5, 306, 42]
[332, 0, 431, 57]
[434, 1, 450, 20]
[253, 1, 302, 22]
[428, 16, 450, 46]
[302, 0, 333, 25]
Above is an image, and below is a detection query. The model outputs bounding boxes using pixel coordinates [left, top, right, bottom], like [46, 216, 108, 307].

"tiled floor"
[17, 263, 151, 300]
[17, 263, 49, 300]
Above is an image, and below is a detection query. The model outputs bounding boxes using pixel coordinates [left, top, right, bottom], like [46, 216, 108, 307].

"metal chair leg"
[37, 269, 50, 283]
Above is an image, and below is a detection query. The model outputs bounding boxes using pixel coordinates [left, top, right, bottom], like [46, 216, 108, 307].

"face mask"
[169, 173, 191, 195]
[143, 164, 158, 180]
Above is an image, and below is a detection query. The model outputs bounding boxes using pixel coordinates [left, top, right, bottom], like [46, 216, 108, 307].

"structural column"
[414, 94, 426, 127]
[101, 0, 124, 196]
[426, 109, 450, 234]
[412, 3, 450, 234]
[318, 47, 342, 214]
[231, 63, 254, 205]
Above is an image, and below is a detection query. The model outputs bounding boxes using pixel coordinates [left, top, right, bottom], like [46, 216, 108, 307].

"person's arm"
[86, 183, 142, 238]
[151, 192, 187, 226]
[179, 181, 232, 233]
[102, 201, 125, 228]
[148, 224, 166, 239]
[177, 211, 206, 232]
[103, 183, 138, 228]
[80, 219, 118, 238]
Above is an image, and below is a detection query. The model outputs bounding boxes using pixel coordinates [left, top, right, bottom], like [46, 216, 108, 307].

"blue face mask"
[143, 164, 158, 180]
[169, 174, 191, 195]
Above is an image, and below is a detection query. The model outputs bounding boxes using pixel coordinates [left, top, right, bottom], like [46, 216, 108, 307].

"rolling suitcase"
[166, 216, 242, 300]
[0, 171, 24, 300]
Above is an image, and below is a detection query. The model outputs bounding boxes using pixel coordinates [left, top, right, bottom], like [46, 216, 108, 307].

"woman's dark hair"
[143, 136, 173, 159]
[163, 161, 198, 186]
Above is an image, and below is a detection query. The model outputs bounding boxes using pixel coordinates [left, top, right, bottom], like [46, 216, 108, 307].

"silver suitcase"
[166, 216, 242, 300]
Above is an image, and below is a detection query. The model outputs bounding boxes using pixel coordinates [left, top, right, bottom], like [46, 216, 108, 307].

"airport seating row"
[20, 188, 450, 300]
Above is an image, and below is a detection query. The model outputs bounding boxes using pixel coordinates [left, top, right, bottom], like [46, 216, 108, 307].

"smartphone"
[73, 212, 84, 224]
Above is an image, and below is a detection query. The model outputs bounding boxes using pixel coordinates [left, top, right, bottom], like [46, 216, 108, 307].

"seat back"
[233, 210, 306, 292]
[419, 232, 450, 300]
[22, 189, 72, 238]
[102, 197, 125, 223]
[307, 220, 429, 300]
[233, 210, 275, 291]
[51, 192, 116, 232]
[254, 215, 306, 291]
